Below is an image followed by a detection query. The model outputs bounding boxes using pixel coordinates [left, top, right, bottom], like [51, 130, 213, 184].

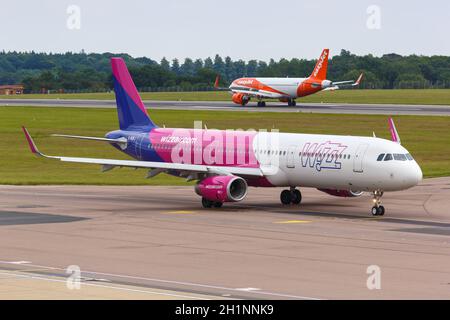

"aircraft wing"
[52, 134, 128, 149]
[22, 127, 264, 178]
[323, 73, 364, 91]
[213, 75, 232, 91]
[231, 89, 286, 99]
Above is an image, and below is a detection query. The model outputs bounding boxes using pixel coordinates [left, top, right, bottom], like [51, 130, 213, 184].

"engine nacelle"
[232, 93, 250, 105]
[195, 175, 248, 203]
[318, 189, 363, 197]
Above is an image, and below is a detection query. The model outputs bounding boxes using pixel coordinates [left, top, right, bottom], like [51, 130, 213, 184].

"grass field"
[1, 89, 450, 105]
[1, 106, 449, 185]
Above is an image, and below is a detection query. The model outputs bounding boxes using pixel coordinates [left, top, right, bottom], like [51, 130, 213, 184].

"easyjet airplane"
[23, 58, 421, 216]
[216, 49, 363, 107]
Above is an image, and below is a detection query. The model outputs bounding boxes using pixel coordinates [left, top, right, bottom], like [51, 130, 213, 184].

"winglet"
[214, 75, 220, 89]
[388, 118, 401, 144]
[22, 126, 42, 156]
[354, 73, 364, 86]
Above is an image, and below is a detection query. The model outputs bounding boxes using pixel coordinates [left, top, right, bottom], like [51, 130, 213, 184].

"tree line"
[0, 50, 449, 92]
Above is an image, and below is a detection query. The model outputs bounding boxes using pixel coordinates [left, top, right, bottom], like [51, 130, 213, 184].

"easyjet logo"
[313, 51, 328, 78]
[236, 79, 254, 86]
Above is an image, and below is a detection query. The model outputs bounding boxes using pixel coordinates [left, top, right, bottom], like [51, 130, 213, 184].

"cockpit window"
[377, 154, 385, 161]
[384, 153, 393, 161]
[393, 153, 407, 161]
[406, 153, 414, 161]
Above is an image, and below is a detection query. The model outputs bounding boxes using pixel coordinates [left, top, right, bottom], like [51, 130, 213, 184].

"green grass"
[1, 106, 449, 185]
[1, 89, 450, 105]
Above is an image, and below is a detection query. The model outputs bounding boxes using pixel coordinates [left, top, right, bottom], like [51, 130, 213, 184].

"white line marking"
[0, 272, 208, 300]
[235, 287, 261, 292]
[0, 261, 321, 300]
[8, 261, 32, 265]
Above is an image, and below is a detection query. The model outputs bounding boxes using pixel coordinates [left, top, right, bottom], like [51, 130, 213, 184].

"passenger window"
[384, 154, 393, 161]
[377, 154, 385, 161]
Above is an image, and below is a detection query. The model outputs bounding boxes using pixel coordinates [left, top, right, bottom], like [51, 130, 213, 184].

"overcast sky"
[1, 0, 449, 62]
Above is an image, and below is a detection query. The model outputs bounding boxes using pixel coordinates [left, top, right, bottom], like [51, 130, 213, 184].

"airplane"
[22, 57, 422, 216]
[215, 48, 363, 107]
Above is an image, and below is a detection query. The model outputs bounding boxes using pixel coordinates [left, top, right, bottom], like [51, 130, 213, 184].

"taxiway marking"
[0, 261, 321, 300]
[165, 210, 197, 214]
[274, 220, 312, 224]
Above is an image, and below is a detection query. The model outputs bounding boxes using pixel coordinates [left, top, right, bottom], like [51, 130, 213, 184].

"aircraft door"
[287, 145, 296, 168]
[135, 134, 145, 160]
[353, 143, 369, 173]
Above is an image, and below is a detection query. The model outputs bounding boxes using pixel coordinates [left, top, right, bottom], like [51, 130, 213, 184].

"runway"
[1, 178, 450, 299]
[1, 99, 450, 116]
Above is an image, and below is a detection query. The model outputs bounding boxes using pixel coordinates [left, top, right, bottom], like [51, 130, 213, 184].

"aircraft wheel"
[213, 202, 223, 208]
[292, 189, 302, 205]
[371, 206, 379, 216]
[280, 190, 292, 205]
[371, 206, 385, 216]
[202, 197, 213, 208]
[257, 101, 266, 107]
[292, 100, 296, 106]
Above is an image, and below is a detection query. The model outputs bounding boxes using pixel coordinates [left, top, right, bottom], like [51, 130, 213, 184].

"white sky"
[1, 0, 449, 61]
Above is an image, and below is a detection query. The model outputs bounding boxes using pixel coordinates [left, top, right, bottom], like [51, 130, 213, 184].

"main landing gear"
[202, 197, 223, 208]
[371, 190, 385, 216]
[280, 187, 302, 205]
[288, 99, 296, 107]
[257, 101, 266, 107]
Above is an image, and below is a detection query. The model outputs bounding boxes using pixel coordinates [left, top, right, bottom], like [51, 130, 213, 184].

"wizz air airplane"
[216, 49, 363, 107]
[23, 58, 422, 216]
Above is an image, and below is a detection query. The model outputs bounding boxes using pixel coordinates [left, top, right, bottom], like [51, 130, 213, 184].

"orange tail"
[309, 49, 329, 80]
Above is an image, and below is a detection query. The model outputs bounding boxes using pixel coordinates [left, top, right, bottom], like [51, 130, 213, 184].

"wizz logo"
[301, 141, 347, 171]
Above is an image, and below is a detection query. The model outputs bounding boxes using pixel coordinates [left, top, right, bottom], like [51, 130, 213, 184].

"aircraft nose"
[407, 162, 423, 187]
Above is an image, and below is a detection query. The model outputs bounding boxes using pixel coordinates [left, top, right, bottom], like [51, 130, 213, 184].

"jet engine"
[195, 175, 248, 203]
[232, 93, 250, 106]
[317, 189, 363, 197]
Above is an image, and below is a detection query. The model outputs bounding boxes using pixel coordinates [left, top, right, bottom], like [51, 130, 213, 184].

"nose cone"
[414, 163, 423, 184]
[406, 162, 423, 188]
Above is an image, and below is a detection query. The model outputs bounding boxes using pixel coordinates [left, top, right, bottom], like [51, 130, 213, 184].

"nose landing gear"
[371, 190, 385, 216]
[280, 187, 302, 205]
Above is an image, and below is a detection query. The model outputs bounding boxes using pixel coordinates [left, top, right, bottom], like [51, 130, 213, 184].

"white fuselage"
[251, 132, 422, 192]
[230, 77, 309, 98]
